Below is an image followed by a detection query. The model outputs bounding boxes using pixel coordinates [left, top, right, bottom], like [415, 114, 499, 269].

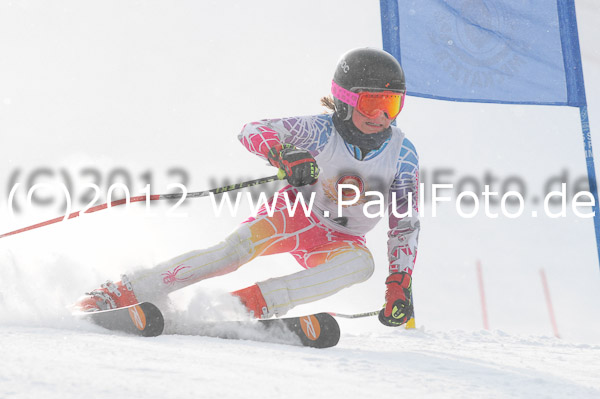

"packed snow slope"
[1, 324, 599, 399]
[1, 0, 600, 398]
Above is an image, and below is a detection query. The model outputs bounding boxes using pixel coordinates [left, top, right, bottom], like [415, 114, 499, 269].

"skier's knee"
[330, 247, 375, 283]
[222, 228, 254, 269]
[352, 248, 375, 283]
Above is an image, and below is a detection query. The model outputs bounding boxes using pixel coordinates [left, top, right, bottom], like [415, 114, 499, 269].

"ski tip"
[295, 313, 340, 349]
[135, 302, 165, 337]
[81, 302, 164, 337]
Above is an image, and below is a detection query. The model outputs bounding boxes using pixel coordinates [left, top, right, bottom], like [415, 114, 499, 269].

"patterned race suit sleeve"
[388, 137, 420, 275]
[238, 115, 333, 159]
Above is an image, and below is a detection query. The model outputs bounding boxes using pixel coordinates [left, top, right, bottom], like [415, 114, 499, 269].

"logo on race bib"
[336, 175, 365, 201]
[322, 174, 369, 208]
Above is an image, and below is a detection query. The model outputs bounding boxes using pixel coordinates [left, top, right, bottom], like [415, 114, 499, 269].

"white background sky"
[1, 0, 599, 343]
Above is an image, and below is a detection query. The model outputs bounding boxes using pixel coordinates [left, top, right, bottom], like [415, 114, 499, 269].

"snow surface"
[1, 0, 600, 398]
[1, 324, 599, 399]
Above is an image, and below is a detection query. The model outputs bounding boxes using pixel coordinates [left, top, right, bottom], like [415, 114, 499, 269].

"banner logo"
[431, 0, 519, 89]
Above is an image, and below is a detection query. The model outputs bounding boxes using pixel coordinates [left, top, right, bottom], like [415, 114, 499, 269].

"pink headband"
[331, 80, 359, 107]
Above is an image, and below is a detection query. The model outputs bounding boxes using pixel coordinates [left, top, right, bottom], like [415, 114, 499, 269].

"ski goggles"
[331, 80, 405, 119]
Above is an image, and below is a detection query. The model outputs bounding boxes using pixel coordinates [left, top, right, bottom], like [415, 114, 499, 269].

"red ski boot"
[74, 275, 139, 312]
[232, 284, 269, 319]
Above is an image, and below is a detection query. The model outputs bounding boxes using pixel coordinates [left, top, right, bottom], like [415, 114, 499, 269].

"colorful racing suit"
[127, 114, 419, 317]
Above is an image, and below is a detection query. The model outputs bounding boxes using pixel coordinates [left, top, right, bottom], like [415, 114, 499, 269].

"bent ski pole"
[329, 310, 417, 329]
[327, 310, 380, 319]
[0, 169, 286, 240]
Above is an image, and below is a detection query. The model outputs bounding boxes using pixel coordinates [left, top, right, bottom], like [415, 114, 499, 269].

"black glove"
[379, 272, 414, 327]
[267, 144, 319, 187]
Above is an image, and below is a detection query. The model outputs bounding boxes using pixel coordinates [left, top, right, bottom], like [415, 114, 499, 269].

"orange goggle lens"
[356, 91, 405, 119]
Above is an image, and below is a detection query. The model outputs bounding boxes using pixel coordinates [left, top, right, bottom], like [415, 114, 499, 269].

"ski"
[78, 302, 165, 337]
[267, 312, 341, 348]
[187, 313, 341, 349]
[78, 302, 340, 348]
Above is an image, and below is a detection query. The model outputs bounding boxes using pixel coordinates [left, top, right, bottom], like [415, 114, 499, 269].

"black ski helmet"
[332, 48, 406, 121]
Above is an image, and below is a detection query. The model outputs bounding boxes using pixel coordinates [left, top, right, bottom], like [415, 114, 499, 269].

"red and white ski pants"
[129, 186, 375, 316]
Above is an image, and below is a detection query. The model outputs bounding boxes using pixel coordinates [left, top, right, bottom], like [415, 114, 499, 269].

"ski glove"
[267, 144, 319, 187]
[379, 271, 413, 327]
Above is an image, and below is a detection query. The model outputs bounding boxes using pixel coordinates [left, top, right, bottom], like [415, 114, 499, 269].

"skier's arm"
[238, 120, 282, 160]
[387, 139, 420, 275]
[238, 115, 333, 160]
[379, 139, 419, 327]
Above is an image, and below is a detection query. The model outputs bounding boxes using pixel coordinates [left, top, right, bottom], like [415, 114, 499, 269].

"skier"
[75, 48, 419, 327]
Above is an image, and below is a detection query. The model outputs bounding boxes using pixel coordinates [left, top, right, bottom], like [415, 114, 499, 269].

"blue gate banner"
[380, 0, 586, 106]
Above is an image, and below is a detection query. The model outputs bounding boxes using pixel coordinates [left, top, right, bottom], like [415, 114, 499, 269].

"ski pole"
[0, 169, 286, 240]
[327, 310, 379, 319]
[328, 310, 417, 329]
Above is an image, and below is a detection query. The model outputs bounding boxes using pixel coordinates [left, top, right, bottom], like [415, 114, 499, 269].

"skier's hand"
[379, 272, 413, 327]
[268, 144, 319, 187]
